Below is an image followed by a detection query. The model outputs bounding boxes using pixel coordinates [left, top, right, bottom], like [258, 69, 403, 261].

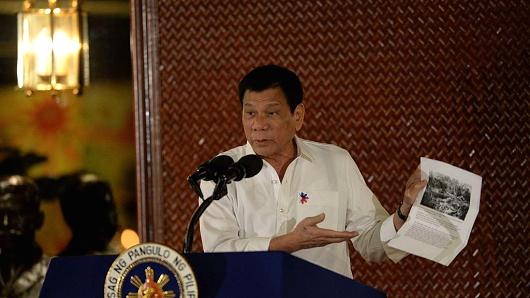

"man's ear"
[294, 104, 305, 131]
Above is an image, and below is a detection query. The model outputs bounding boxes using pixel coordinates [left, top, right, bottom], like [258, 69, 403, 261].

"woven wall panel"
[154, 0, 528, 296]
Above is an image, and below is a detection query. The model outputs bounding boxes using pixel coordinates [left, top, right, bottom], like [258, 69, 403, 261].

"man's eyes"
[244, 111, 280, 117]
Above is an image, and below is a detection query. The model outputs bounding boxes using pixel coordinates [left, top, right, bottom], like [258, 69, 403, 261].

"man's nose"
[252, 114, 269, 130]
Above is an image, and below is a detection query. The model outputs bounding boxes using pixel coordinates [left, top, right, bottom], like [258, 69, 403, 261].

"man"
[199, 64, 426, 278]
[0, 175, 48, 297]
[57, 172, 119, 256]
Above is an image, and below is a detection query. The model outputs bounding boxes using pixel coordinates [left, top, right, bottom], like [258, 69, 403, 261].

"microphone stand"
[183, 176, 228, 253]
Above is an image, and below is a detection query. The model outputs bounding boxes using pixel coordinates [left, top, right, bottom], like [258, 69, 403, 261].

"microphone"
[220, 154, 263, 183]
[188, 155, 234, 199]
[189, 155, 234, 182]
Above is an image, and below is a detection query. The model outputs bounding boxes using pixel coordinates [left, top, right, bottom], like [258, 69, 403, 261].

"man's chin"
[250, 143, 274, 157]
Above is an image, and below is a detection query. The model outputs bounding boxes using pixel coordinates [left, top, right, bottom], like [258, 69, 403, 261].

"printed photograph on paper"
[420, 171, 471, 220]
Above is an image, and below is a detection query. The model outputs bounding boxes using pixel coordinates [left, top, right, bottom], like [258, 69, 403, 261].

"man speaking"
[199, 64, 426, 278]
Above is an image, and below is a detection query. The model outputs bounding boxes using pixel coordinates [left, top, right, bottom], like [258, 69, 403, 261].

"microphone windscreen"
[201, 155, 234, 181]
[237, 154, 263, 178]
[209, 155, 234, 169]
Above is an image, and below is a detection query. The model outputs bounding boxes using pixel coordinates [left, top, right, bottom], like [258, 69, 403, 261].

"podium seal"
[104, 243, 198, 298]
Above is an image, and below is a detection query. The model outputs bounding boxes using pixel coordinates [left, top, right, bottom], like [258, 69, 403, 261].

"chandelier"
[17, 0, 88, 95]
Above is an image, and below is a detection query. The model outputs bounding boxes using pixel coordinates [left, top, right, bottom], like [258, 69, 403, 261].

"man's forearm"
[268, 233, 298, 253]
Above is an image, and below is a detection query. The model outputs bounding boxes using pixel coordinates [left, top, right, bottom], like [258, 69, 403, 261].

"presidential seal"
[104, 243, 198, 298]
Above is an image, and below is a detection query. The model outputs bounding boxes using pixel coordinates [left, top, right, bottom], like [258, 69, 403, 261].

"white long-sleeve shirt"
[199, 137, 407, 278]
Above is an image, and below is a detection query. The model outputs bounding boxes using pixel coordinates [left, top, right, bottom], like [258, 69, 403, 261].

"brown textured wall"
[145, 0, 529, 296]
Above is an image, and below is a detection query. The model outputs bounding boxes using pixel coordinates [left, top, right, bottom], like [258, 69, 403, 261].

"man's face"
[242, 87, 304, 159]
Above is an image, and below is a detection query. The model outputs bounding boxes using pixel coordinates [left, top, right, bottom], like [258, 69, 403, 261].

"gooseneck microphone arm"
[183, 176, 228, 254]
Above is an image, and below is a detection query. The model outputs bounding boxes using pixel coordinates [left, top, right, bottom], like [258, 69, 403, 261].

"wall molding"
[130, 0, 163, 243]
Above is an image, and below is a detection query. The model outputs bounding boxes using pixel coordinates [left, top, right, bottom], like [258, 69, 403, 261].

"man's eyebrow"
[243, 101, 281, 107]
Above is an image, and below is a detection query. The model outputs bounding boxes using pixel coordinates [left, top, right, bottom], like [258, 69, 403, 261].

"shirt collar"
[294, 136, 315, 162]
[243, 135, 315, 163]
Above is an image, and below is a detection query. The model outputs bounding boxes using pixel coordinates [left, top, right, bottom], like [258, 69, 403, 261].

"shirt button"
[279, 208, 284, 213]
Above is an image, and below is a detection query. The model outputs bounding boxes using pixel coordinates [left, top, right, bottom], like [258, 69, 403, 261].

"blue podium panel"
[185, 252, 386, 298]
[40, 251, 385, 298]
[40, 255, 115, 298]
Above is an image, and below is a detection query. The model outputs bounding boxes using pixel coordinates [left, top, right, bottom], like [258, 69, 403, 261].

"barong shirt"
[199, 137, 406, 278]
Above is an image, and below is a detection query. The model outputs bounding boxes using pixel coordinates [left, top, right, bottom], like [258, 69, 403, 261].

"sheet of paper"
[388, 157, 482, 265]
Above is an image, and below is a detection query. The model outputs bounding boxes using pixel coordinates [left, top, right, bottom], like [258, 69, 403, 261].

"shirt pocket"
[295, 190, 339, 230]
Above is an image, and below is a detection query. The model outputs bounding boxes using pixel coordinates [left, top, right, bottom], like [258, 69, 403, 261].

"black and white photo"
[420, 171, 471, 220]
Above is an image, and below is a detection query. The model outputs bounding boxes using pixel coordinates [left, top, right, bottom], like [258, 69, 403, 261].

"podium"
[40, 251, 385, 297]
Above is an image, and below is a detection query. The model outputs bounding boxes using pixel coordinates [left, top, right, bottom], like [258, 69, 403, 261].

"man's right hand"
[268, 213, 358, 253]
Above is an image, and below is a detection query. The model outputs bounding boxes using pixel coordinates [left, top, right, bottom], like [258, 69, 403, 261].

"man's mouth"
[253, 139, 271, 145]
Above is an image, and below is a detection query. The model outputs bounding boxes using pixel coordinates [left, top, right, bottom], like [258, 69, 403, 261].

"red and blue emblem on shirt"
[299, 192, 309, 204]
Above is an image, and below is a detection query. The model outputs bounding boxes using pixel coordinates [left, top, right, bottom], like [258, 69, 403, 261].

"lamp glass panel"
[52, 9, 80, 90]
[18, 11, 53, 90]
